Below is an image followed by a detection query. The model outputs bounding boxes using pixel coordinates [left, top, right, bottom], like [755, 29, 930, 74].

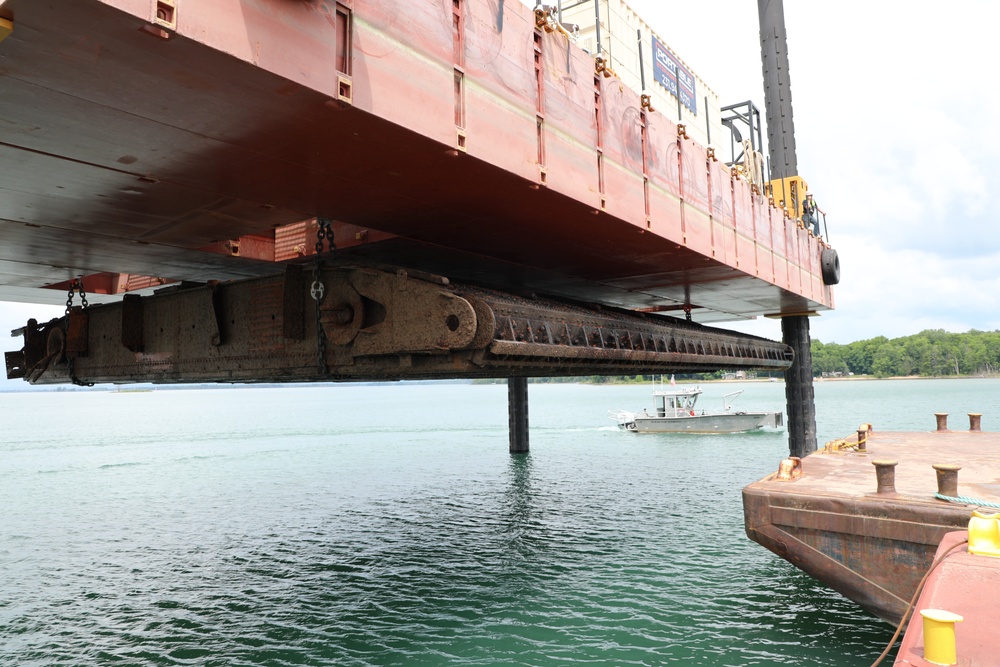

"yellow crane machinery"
[766, 175, 808, 223]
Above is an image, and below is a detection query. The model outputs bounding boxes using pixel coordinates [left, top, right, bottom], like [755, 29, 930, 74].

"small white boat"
[610, 383, 783, 434]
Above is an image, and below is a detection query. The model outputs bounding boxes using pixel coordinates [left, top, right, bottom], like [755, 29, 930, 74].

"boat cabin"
[651, 389, 702, 417]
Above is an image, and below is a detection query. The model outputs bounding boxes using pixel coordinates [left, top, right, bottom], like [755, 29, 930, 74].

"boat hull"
[624, 412, 781, 434]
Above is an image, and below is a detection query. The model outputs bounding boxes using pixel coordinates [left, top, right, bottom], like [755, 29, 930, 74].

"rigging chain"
[311, 218, 337, 375]
[65, 277, 94, 387]
[65, 277, 89, 315]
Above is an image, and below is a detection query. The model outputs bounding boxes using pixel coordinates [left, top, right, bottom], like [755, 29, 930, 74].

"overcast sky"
[1, 1, 996, 388]
[633, 0, 1000, 344]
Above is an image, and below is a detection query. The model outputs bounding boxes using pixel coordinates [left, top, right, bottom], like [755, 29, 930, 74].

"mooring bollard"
[857, 425, 869, 451]
[872, 460, 898, 495]
[776, 456, 802, 481]
[967, 510, 1000, 557]
[968, 413, 982, 432]
[934, 413, 949, 431]
[920, 608, 963, 666]
[932, 464, 961, 497]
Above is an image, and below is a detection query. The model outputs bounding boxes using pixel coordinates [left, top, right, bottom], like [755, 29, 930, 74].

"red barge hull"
[0, 0, 832, 323]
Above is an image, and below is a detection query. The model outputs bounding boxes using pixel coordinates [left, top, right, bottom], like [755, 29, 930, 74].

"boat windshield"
[666, 394, 698, 411]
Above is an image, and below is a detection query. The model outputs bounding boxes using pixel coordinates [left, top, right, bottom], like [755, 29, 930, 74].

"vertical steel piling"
[508, 377, 529, 454]
[782, 315, 817, 457]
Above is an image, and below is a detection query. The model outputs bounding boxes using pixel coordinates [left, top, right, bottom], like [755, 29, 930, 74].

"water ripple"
[0, 384, 905, 665]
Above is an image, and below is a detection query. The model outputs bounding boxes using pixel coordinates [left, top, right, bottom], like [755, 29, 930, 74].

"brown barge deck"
[743, 418, 1000, 626]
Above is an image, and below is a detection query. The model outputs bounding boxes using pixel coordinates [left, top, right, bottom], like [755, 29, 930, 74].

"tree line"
[812, 329, 1000, 378]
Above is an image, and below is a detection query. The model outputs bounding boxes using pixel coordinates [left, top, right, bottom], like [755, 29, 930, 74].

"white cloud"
[625, 0, 1000, 342]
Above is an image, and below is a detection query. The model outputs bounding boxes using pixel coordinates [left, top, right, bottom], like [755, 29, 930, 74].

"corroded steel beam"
[6, 264, 792, 385]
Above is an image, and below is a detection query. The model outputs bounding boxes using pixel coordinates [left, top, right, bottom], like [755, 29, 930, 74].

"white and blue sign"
[652, 36, 697, 114]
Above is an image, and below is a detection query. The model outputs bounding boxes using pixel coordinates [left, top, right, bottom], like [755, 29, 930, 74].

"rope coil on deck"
[934, 493, 1000, 509]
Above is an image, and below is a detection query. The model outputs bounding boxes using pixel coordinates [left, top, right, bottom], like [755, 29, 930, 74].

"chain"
[65, 277, 94, 387]
[67, 358, 94, 387]
[311, 218, 337, 375]
[314, 217, 335, 256]
[65, 277, 89, 315]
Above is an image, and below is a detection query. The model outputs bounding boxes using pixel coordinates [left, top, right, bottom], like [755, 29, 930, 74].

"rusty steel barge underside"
[0, 0, 834, 385]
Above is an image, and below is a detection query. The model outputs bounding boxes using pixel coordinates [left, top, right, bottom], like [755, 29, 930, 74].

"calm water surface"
[2, 378, 997, 666]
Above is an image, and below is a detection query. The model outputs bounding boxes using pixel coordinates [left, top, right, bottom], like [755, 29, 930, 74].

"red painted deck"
[893, 530, 1000, 666]
[0, 0, 833, 323]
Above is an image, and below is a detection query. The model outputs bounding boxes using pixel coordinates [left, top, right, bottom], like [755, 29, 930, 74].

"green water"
[2, 379, 996, 665]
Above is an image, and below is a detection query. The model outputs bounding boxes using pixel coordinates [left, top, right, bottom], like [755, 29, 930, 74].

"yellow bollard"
[920, 609, 963, 665]
[967, 510, 1000, 557]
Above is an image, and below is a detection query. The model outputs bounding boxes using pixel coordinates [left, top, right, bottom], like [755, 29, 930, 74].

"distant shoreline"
[4, 375, 997, 393]
[693, 374, 998, 383]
